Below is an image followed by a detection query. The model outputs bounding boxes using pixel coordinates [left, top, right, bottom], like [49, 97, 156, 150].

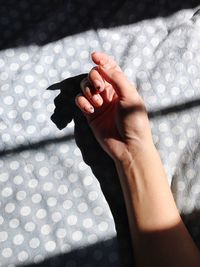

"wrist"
[114, 139, 157, 169]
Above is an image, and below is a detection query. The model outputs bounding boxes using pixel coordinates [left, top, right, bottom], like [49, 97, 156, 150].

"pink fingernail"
[93, 79, 104, 92]
[84, 105, 94, 114]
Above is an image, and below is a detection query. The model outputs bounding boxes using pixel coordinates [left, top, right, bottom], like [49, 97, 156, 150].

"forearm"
[115, 142, 200, 267]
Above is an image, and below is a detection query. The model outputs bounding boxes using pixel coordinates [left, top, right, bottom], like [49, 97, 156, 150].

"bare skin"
[75, 52, 200, 267]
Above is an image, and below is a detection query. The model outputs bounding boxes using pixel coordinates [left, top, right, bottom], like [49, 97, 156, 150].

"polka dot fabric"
[0, 1, 200, 266]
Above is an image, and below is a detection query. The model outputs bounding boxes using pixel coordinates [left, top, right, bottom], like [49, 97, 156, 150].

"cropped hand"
[75, 52, 153, 161]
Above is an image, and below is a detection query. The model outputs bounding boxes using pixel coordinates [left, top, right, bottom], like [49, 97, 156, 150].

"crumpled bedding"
[0, 1, 200, 267]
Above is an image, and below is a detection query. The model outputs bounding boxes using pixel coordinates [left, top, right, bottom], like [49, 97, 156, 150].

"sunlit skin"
[75, 52, 200, 267]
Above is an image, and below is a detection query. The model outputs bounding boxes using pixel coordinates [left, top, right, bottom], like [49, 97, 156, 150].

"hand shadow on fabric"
[0, 0, 200, 50]
[47, 74, 135, 267]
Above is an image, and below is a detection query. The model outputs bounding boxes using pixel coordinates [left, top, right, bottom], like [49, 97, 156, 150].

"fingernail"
[84, 105, 94, 114]
[92, 94, 101, 104]
[93, 79, 104, 92]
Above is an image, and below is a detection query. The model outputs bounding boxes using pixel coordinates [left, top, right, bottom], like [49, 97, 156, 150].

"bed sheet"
[0, 1, 200, 267]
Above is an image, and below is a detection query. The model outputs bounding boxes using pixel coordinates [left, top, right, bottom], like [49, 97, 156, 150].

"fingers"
[88, 67, 104, 93]
[75, 93, 94, 114]
[92, 52, 138, 100]
[80, 77, 103, 107]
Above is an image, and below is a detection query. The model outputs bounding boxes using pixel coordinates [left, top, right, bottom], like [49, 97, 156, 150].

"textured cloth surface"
[0, 1, 200, 267]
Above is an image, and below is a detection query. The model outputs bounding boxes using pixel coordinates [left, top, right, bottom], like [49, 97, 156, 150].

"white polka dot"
[0, 58, 5, 68]
[72, 231, 83, 241]
[13, 234, 24, 245]
[43, 182, 53, 192]
[29, 238, 40, 249]
[187, 128, 196, 138]
[191, 185, 200, 194]
[39, 167, 49, 177]
[171, 86, 180, 96]
[93, 206, 103, 216]
[63, 158, 74, 168]
[16, 190, 26, 201]
[63, 199, 73, 210]
[183, 51, 193, 61]
[35, 65, 44, 74]
[158, 122, 168, 132]
[36, 114, 46, 123]
[18, 251, 28, 262]
[0, 72, 8, 81]
[2, 248, 12, 258]
[24, 222, 35, 232]
[182, 114, 191, 123]
[0, 216, 4, 225]
[36, 209, 47, 219]
[10, 160, 19, 170]
[10, 62, 19, 71]
[186, 169, 195, 180]
[31, 193, 42, 203]
[137, 35, 146, 43]
[156, 84, 166, 93]
[33, 100, 41, 109]
[1, 83, 9, 91]
[133, 57, 141, 67]
[45, 56, 54, 65]
[3, 96, 14, 105]
[41, 224, 51, 235]
[151, 37, 159, 47]
[9, 219, 19, 229]
[0, 231, 8, 242]
[73, 188, 83, 198]
[141, 82, 151, 91]
[77, 202, 88, 213]
[67, 47, 75, 56]
[35, 152, 45, 162]
[56, 228, 67, 239]
[0, 173, 9, 182]
[20, 206, 31, 216]
[28, 179, 38, 189]
[68, 173, 78, 183]
[42, 91, 51, 99]
[177, 181, 185, 191]
[83, 218, 93, 228]
[88, 191, 98, 201]
[1, 187, 13, 197]
[45, 241, 56, 252]
[25, 74, 34, 83]
[87, 234, 97, 244]
[5, 203, 15, 213]
[14, 85, 24, 94]
[98, 221, 109, 232]
[78, 161, 88, 170]
[18, 98, 28, 107]
[83, 175, 93, 186]
[22, 111, 31, 120]
[164, 137, 173, 147]
[142, 47, 151, 56]
[24, 164, 34, 173]
[52, 212, 62, 222]
[178, 140, 186, 150]
[47, 197, 57, 207]
[67, 215, 77, 225]
[61, 243, 71, 253]
[59, 144, 69, 154]
[58, 184, 68, 195]
[57, 58, 66, 67]
[20, 53, 29, 61]
[2, 133, 11, 142]
[13, 175, 23, 185]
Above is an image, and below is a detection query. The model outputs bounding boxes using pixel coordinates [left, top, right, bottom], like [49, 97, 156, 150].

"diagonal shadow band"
[0, 134, 74, 158]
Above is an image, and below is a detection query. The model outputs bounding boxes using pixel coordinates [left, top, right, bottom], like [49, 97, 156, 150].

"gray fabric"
[0, 1, 200, 267]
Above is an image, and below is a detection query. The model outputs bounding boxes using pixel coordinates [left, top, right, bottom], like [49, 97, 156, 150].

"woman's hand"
[75, 52, 154, 162]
